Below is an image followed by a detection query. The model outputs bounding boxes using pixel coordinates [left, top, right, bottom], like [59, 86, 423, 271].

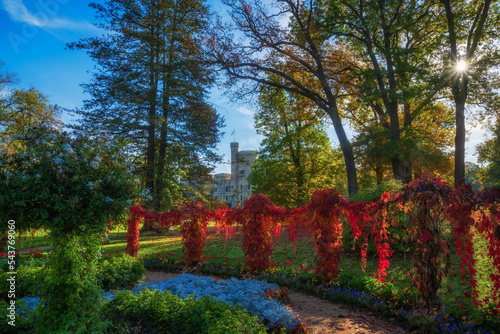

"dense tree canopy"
[249, 85, 345, 208]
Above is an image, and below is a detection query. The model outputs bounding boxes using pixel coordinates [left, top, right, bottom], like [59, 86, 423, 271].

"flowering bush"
[0, 127, 138, 333]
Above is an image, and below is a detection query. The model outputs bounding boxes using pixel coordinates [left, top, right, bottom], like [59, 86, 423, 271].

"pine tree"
[68, 0, 223, 211]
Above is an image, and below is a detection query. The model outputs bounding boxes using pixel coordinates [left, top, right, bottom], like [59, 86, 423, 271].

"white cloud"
[237, 106, 254, 116]
[1, 0, 99, 33]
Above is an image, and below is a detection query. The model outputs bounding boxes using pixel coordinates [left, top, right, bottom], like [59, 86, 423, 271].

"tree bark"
[454, 98, 466, 184]
[326, 104, 358, 195]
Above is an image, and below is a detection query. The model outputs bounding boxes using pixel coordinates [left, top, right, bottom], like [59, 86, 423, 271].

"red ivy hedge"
[124, 178, 500, 311]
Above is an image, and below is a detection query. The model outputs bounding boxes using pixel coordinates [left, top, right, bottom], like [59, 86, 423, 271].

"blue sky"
[0, 0, 483, 174]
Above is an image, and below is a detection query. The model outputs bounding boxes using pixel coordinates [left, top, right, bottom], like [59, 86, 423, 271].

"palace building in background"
[213, 142, 257, 207]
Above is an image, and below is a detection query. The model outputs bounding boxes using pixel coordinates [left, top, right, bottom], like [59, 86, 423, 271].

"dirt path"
[143, 270, 408, 334]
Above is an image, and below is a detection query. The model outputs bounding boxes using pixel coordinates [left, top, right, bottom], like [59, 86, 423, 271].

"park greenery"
[1, 0, 500, 333]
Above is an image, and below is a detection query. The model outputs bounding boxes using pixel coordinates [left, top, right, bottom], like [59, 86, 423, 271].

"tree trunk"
[454, 98, 466, 185]
[326, 105, 358, 195]
[146, 67, 157, 201]
[375, 166, 383, 184]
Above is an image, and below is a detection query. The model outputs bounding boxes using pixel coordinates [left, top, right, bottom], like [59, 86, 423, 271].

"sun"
[456, 60, 468, 72]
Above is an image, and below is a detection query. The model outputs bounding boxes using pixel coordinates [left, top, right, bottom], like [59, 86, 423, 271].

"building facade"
[212, 142, 257, 207]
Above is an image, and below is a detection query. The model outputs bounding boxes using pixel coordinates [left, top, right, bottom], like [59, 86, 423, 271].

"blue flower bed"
[104, 273, 302, 331]
[18, 273, 303, 332]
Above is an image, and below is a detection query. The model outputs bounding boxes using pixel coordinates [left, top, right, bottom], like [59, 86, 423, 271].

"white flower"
[89, 161, 99, 169]
[104, 197, 113, 202]
[146, 195, 153, 201]
[35, 174, 41, 178]
[126, 199, 132, 204]
[53, 158, 63, 165]
[62, 143, 74, 154]
[87, 182, 94, 188]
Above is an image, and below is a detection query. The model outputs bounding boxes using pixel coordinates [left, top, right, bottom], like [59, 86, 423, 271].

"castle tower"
[230, 142, 239, 202]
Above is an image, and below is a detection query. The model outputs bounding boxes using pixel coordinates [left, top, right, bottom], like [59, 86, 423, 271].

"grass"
[13, 229, 50, 250]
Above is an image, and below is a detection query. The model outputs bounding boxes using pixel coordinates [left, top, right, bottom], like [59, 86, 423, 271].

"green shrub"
[96, 254, 145, 291]
[0, 264, 44, 302]
[348, 180, 403, 203]
[103, 288, 268, 333]
[0, 299, 36, 334]
[0, 254, 145, 302]
[335, 272, 418, 305]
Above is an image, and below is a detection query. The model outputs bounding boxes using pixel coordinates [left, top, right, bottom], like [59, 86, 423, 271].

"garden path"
[144, 270, 408, 334]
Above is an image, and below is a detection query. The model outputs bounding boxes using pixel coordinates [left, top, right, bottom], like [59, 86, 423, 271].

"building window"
[246, 185, 250, 190]
[239, 170, 245, 175]
[225, 186, 231, 192]
[225, 196, 229, 201]
[240, 195, 243, 200]
[240, 185, 243, 190]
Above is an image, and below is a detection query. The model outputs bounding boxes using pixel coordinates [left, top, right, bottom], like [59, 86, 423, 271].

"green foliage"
[336, 272, 418, 304]
[0, 86, 62, 155]
[348, 180, 403, 203]
[249, 85, 346, 208]
[465, 162, 484, 190]
[0, 298, 36, 334]
[96, 253, 145, 291]
[103, 288, 267, 333]
[477, 120, 500, 188]
[0, 128, 138, 333]
[0, 128, 137, 233]
[0, 253, 145, 303]
[0, 263, 44, 301]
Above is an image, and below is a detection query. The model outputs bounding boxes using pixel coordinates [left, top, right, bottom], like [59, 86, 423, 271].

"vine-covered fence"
[125, 175, 500, 311]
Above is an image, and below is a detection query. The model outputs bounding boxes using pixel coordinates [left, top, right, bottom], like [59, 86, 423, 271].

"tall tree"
[0, 86, 62, 153]
[207, 0, 360, 195]
[248, 85, 346, 208]
[68, 0, 223, 211]
[436, 0, 499, 185]
[319, 0, 448, 183]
